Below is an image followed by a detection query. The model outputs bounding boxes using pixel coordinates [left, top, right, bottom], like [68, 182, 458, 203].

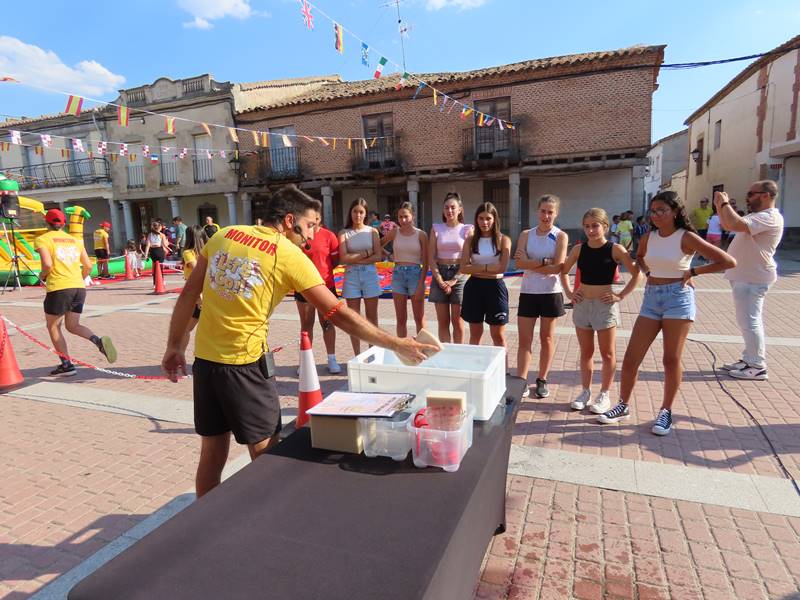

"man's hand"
[162, 347, 187, 383]
[394, 337, 438, 366]
[713, 191, 729, 211]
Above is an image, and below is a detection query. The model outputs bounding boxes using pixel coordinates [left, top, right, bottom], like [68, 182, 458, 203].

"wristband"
[645, 271, 651, 278]
[690, 267, 698, 277]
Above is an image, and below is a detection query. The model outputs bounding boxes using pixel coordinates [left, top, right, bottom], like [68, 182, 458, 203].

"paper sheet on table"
[306, 391, 415, 418]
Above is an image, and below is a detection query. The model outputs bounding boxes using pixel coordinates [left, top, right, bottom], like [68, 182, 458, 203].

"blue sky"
[1, 0, 799, 142]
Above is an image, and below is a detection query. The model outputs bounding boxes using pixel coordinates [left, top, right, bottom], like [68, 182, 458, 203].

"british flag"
[301, 0, 314, 29]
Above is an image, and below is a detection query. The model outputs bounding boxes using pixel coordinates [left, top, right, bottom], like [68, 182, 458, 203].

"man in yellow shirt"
[35, 209, 117, 377]
[92, 221, 112, 279]
[162, 185, 436, 497]
[692, 198, 712, 239]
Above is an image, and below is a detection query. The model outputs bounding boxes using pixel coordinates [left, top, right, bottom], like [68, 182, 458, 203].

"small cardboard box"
[309, 415, 363, 454]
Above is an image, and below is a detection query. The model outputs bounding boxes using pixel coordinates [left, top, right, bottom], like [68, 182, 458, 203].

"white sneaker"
[589, 391, 612, 414]
[327, 356, 342, 375]
[729, 365, 768, 381]
[570, 389, 590, 410]
[720, 360, 747, 372]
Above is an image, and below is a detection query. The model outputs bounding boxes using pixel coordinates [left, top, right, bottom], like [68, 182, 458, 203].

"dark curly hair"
[650, 191, 696, 234]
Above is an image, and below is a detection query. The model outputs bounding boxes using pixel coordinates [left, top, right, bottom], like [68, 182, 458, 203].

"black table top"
[70, 377, 526, 600]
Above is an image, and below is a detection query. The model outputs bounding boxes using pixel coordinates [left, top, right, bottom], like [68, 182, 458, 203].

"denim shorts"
[342, 264, 382, 299]
[428, 263, 467, 305]
[392, 264, 423, 296]
[640, 282, 696, 321]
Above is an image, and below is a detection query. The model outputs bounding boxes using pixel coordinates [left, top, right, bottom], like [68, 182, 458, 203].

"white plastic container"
[408, 407, 475, 472]
[348, 344, 506, 421]
[360, 410, 415, 461]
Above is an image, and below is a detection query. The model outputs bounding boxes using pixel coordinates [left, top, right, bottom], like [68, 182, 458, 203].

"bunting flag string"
[373, 57, 387, 79]
[64, 95, 83, 116]
[301, 0, 314, 29]
[165, 117, 176, 134]
[117, 105, 129, 127]
[333, 22, 344, 54]
[361, 43, 369, 67]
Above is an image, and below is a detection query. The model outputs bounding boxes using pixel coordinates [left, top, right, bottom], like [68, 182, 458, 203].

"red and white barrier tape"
[1, 316, 292, 381]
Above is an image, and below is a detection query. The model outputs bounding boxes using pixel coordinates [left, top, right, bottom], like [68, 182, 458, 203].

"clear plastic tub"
[360, 410, 415, 461]
[408, 406, 475, 472]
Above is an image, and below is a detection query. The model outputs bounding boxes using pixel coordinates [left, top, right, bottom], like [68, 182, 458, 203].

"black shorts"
[193, 357, 282, 445]
[518, 292, 566, 319]
[461, 277, 509, 325]
[697, 229, 708, 240]
[294, 285, 337, 303]
[94, 249, 109, 260]
[44, 288, 86, 316]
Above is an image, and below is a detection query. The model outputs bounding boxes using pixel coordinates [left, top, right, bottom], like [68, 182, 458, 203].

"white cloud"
[178, 0, 263, 29]
[426, 0, 487, 9]
[0, 36, 125, 96]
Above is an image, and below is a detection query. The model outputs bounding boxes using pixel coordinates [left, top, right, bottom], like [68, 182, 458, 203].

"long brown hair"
[347, 197, 369, 230]
[442, 192, 465, 223]
[470, 202, 502, 255]
[651, 191, 696, 233]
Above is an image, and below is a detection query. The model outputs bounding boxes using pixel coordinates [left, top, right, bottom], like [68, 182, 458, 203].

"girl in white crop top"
[513, 194, 569, 399]
[598, 191, 735, 437]
[381, 202, 429, 338]
[338, 198, 382, 356]
[428, 193, 474, 344]
[459, 202, 511, 355]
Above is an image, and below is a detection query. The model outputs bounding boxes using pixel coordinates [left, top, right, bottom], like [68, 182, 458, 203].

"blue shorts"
[639, 282, 696, 321]
[342, 264, 382, 299]
[392, 264, 423, 296]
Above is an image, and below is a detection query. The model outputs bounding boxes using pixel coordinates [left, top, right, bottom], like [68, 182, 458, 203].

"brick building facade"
[235, 45, 664, 242]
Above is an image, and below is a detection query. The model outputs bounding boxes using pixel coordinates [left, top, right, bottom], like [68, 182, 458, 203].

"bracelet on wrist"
[690, 267, 698, 277]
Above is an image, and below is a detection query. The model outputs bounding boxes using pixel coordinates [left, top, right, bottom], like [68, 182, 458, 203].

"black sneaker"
[534, 378, 549, 398]
[652, 408, 673, 436]
[50, 363, 77, 377]
[597, 402, 629, 424]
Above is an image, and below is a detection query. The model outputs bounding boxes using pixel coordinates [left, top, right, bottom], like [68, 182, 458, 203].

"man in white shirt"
[714, 181, 784, 381]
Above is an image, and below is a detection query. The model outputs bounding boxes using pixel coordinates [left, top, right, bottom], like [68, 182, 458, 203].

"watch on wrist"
[690, 267, 698, 277]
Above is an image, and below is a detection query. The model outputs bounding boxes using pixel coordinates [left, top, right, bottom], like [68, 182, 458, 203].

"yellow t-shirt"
[617, 220, 633, 239]
[93, 228, 109, 250]
[194, 225, 324, 365]
[693, 206, 712, 230]
[35, 230, 85, 292]
[181, 249, 196, 281]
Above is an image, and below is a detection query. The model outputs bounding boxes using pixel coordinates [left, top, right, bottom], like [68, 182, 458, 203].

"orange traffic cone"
[153, 262, 166, 295]
[296, 331, 323, 428]
[124, 252, 135, 280]
[613, 265, 622, 284]
[0, 320, 24, 389]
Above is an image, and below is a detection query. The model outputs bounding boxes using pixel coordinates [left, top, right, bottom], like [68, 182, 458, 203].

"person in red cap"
[93, 220, 112, 279]
[35, 209, 117, 376]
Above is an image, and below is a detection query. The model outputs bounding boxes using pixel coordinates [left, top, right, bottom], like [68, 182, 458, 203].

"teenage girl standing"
[514, 194, 568, 399]
[428, 192, 473, 343]
[598, 192, 735, 435]
[459, 202, 511, 350]
[561, 208, 640, 413]
[142, 220, 170, 287]
[382, 202, 428, 338]
[339, 198, 382, 356]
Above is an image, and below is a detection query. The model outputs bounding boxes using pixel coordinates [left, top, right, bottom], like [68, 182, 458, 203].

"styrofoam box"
[348, 343, 506, 421]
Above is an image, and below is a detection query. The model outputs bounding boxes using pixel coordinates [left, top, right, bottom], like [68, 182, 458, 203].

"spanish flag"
[118, 105, 130, 127]
[201, 123, 211, 136]
[64, 95, 83, 116]
[228, 128, 239, 143]
[261, 132, 269, 148]
[165, 117, 176, 134]
[333, 23, 344, 54]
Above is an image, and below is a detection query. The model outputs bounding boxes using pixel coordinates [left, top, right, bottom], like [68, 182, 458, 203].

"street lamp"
[690, 148, 701, 163]
[228, 155, 241, 174]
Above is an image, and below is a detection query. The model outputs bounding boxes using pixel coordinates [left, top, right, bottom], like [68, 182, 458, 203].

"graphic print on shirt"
[55, 245, 80, 265]
[209, 250, 264, 301]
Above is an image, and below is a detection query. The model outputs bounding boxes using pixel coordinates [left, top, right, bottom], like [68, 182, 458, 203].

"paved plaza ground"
[1, 253, 800, 599]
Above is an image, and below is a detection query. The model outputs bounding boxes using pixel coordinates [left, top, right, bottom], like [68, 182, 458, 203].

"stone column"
[240, 191, 252, 225]
[225, 192, 237, 225]
[509, 171, 521, 244]
[169, 196, 180, 219]
[321, 185, 334, 228]
[121, 200, 135, 242]
[631, 165, 647, 214]
[406, 177, 420, 216]
[107, 197, 122, 250]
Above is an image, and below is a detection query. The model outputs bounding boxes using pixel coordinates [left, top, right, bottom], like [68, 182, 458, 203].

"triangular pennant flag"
[234, 150, 239, 160]
[150, 154, 159, 165]
[317, 137, 329, 146]
[373, 57, 388, 79]
[117, 105, 129, 127]
[347, 138, 352, 150]
[478, 113, 485, 127]
[333, 23, 344, 54]
[0, 142, 9, 151]
[362, 138, 367, 150]
[301, 0, 314, 29]
[201, 123, 211, 136]
[302, 136, 314, 143]
[96, 141, 107, 155]
[165, 117, 175, 134]
[61, 148, 70, 158]
[109, 153, 118, 162]
[440, 96, 447, 113]
[332, 138, 337, 150]
[395, 72, 409, 91]
[370, 137, 377, 147]
[412, 82, 425, 100]
[87, 150, 94, 159]
[497, 119, 504, 129]
[65, 95, 83, 116]
[447, 100, 457, 115]
[129, 153, 136, 163]
[142, 144, 150, 158]
[485, 117, 495, 127]
[228, 128, 239, 143]
[433, 88, 438, 106]
[34, 146, 43, 156]
[206, 149, 213, 159]
[261, 132, 270, 147]
[252, 130, 260, 147]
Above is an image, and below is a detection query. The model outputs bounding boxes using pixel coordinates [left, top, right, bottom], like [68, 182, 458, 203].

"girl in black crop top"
[560, 208, 641, 414]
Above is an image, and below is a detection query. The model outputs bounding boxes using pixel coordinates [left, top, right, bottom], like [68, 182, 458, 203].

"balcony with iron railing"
[2, 158, 110, 191]
[350, 135, 402, 174]
[461, 127, 521, 167]
[192, 157, 215, 183]
[160, 161, 179, 186]
[127, 164, 144, 189]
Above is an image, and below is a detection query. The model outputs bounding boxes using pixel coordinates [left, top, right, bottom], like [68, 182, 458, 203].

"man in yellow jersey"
[162, 185, 436, 497]
[92, 220, 112, 279]
[35, 209, 117, 377]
